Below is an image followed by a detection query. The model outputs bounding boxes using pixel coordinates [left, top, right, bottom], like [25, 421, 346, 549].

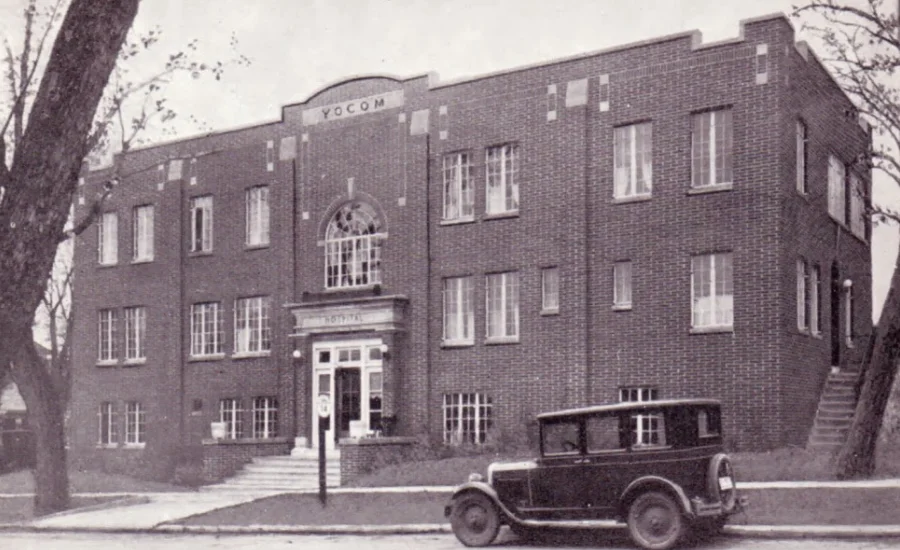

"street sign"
[316, 394, 331, 418]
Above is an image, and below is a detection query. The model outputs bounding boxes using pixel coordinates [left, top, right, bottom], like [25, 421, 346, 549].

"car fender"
[446, 481, 521, 523]
[619, 475, 693, 518]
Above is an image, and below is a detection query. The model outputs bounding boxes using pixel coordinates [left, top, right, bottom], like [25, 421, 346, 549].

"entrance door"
[335, 368, 361, 442]
[831, 263, 841, 368]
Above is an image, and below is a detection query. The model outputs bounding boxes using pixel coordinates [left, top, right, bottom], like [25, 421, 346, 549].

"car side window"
[542, 420, 580, 455]
[586, 415, 624, 452]
[698, 408, 721, 438]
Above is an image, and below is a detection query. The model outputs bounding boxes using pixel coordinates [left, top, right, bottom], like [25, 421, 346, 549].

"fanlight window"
[325, 202, 384, 289]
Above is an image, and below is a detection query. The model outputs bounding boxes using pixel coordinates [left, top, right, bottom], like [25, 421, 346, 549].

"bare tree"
[794, 0, 900, 478]
[0, 0, 248, 515]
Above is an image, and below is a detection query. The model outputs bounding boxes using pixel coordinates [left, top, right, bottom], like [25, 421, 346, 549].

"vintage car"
[445, 399, 745, 550]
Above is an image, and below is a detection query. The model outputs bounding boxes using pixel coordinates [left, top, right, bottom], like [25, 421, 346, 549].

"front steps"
[807, 370, 859, 450]
[203, 444, 341, 493]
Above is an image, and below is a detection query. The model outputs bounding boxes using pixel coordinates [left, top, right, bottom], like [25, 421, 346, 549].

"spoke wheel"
[450, 493, 500, 547]
[627, 491, 685, 550]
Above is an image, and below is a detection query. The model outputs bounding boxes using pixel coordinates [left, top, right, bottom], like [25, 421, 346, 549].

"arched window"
[325, 202, 384, 289]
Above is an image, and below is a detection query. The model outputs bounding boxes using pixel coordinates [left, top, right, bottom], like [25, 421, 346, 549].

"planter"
[210, 422, 226, 440]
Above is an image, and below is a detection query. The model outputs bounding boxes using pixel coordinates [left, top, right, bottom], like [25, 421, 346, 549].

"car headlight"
[468, 472, 484, 483]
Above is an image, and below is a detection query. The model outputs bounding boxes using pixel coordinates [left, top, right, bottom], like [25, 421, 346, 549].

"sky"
[1, 0, 898, 321]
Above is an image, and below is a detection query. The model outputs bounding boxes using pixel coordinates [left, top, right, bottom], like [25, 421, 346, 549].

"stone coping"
[338, 436, 417, 446]
[201, 437, 291, 446]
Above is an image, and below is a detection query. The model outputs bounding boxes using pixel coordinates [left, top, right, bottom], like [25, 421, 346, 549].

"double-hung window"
[613, 261, 633, 309]
[234, 296, 271, 354]
[828, 156, 846, 224]
[485, 144, 519, 214]
[849, 173, 866, 240]
[245, 186, 270, 247]
[810, 264, 822, 335]
[541, 267, 559, 313]
[190, 195, 213, 253]
[443, 393, 493, 445]
[191, 302, 223, 357]
[98, 212, 118, 265]
[620, 388, 664, 446]
[219, 398, 243, 440]
[797, 260, 809, 331]
[691, 253, 733, 330]
[614, 122, 652, 198]
[796, 120, 808, 194]
[252, 396, 278, 439]
[124, 306, 146, 361]
[98, 402, 117, 446]
[485, 272, 519, 341]
[443, 277, 473, 345]
[691, 109, 733, 189]
[132, 205, 154, 262]
[124, 401, 146, 446]
[98, 309, 118, 362]
[845, 283, 855, 347]
[442, 152, 474, 221]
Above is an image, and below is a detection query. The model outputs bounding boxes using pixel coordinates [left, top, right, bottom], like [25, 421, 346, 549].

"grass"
[0, 496, 115, 524]
[0, 468, 190, 494]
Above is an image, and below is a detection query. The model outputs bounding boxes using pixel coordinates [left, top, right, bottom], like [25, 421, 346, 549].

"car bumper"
[692, 494, 748, 517]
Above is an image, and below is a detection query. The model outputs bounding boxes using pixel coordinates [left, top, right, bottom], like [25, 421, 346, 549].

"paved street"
[3, 531, 900, 550]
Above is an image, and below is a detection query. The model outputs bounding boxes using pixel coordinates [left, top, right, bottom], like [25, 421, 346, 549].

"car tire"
[707, 453, 737, 513]
[450, 492, 501, 547]
[626, 491, 686, 550]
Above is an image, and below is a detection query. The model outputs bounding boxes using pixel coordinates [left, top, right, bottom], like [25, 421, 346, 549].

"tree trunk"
[0, 0, 140, 515]
[836, 254, 900, 478]
[10, 335, 68, 515]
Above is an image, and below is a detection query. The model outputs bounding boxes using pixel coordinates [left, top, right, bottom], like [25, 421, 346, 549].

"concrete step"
[227, 476, 341, 487]
[820, 394, 856, 404]
[822, 385, 855, 394]
[243, 464, 340, 475]
[809, 432, 847, 444]
[813, 416, 852, 428]
[810, 425, 849, 437]
[253, 455, 339, 465]
[201, 483, 338, 493]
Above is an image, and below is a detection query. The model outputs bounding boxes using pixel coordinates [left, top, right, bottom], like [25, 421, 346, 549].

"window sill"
[485, 337, 520, 345]
[95, 444, 118, 450]
[131, 258, 154, 265]
[123, 359, 146, 366]
[244, 243, 270, 251]
[188, 354, 227, 362]
[540, 308, 560, 316]
[612, 304, 633, 311]
[322, 284, 381, 293]
[687, 183, 733, 195]
[483, 211, 519, 221]
[811, 331, 824, 340]
[188, 250, 214, 257]
[97, 262, 118, 269]
[123, 443, 146, 450]
[439, 217, 476, 227]
[96, 360, 118, 368]
[612, 195, 652, 205]
[689, 326, 733, 335]
[232, 351, 271, 360]
[441, 341, 474, 349]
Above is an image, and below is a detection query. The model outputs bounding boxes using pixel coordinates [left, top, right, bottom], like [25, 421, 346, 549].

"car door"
[581, 412, 630, 518]
[528, 417, 590, 519]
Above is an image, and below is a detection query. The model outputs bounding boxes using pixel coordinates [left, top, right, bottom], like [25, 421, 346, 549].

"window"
[845, 282, 854, 347]
[219, 398, 243, 439]
[542, 419, 581, 455]
[132, 205, 154, 262]
[691, 109, 733, 188]
[442, 152, 474, 221]
[325, 202, 384, 289]
[485, 144, 519, 214]
[797, 260, 809, 331]
[485, 272, 519, 341]
[828, 156, 846, 224]
[191, 302, 223, 357]
[620, 387, 664, 447]
[234, 296, 271, 354]
[252, 396, 278, 439]
[98, 309, 118, 362]
[811, 264, 822, 335]
[614, 122, 652, 198]
[369, 372, 383, 432]
[541, 267, 559, 313]
[849, 173, 866, 240]
[691, 253, 733, 329]
[796, 120, 808, 194]
[190, 195, 213, 252]
[586, 416, 625, 452]
[443, 393, 493, 445]
[443, 276, 474, 345]
[245, 186, 270, 246]
[98, 212, 118, 265]
[124, 401, 146, 446]
[98, 402, 117, 446]
[613, 261, 633, 309]
[124, 306, 146, 361]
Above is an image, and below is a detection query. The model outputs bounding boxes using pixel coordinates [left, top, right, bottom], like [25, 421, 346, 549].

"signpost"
[316, 394, 330, 506]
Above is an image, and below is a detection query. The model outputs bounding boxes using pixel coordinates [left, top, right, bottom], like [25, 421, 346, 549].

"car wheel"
[626, 491, 686, 550]
[450, 492, 501, 547]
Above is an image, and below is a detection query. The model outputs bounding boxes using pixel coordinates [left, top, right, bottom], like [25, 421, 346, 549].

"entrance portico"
[288, 295, 407, 450]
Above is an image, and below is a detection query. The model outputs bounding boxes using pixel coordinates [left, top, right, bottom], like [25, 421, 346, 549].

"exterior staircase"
[202, 444, 341, 493]
[807, 370, 860, 450]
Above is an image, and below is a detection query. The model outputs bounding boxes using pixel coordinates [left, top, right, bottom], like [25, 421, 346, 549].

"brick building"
[68, 13, 872, 480]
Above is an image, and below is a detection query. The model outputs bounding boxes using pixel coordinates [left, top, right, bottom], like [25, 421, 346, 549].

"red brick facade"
[68, 14, 871, 480]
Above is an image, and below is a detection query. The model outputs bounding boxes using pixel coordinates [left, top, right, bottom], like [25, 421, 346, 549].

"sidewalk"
[1, 481, 900, 540]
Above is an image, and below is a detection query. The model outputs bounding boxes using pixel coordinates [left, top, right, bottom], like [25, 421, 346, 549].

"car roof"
[536, 398, 721, 421]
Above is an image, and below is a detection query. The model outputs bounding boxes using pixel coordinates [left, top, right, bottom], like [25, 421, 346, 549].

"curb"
[725, 525, 900, 539]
